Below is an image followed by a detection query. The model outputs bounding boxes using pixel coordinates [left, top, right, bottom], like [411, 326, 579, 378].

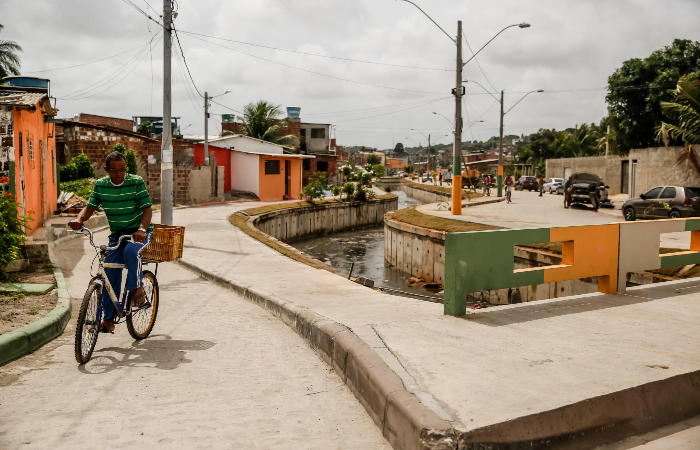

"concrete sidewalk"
[174, 202, 700, 448]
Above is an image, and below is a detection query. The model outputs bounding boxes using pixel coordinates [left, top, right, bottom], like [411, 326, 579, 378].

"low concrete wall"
[253, 196, 398, 242]
[378, 177, 451, 204]
[384, 214, 671, 305]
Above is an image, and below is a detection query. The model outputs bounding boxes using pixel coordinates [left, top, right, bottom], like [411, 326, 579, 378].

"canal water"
[289, 191, 444, 301]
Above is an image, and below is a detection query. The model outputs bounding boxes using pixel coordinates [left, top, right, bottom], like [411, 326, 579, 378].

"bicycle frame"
[76, 227, 156, 320]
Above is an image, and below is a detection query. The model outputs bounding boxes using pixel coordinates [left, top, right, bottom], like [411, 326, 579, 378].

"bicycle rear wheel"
[75, 282, 103, 364]
[126, 270, 159, 340]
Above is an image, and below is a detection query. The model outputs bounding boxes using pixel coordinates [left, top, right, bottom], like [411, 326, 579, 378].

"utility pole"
[428, 134, 431, 171]
[204, 92, 209, 165]
[161, 0, 173, 225]
[451, 20, 463, 215]
[497, 89, 504, 197]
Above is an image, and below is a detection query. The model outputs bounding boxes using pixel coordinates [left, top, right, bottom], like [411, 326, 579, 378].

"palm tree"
[658, 76, 700, 173]
[0, 24, 22, 82]
[240, 100, 298, 147]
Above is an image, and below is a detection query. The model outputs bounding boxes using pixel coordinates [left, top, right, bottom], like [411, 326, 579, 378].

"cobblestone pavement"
[0, 224, 390, 450]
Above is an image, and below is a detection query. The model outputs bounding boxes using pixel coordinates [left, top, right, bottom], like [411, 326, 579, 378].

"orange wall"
[13, 107, 58, 234]
[387, 158, 404, 169]
[258, 156, 303, 201]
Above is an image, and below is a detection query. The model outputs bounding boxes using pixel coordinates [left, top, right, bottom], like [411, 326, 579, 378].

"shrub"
[60, 179, 96, 199]
[0, 192, 31, 280]
[355, 184, 367, 202]
[342, 182, 355, 200]
[372, 164, 385, 178]
[331, 185, 341, 198]
[360, 172, 373, 186]
[113, 143, 127, 154]
[385, 185, 392, 193]
[299, 171, 330, 202]
[59, 163, 79, 182]
[72, 152, 95, 179]
[125, 149, 138, 175]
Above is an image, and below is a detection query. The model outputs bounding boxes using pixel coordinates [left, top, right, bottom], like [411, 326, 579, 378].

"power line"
[462, 32, 498, 92]
[177, 30, 453, 72]
[209, 99, 243, 115]
[181, 32, 447, 95]
[23, 40, 155, 73]
[172, 25, 204, 97]
[333, 97, 451, 124]
[302, 98, 448, 117]
[121, 0, 163, 27]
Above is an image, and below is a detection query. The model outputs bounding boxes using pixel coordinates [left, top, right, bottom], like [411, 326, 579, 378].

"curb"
[463, 197, 505, 207]
[0, 265, 72, 367]
[176, 258, 456, 450]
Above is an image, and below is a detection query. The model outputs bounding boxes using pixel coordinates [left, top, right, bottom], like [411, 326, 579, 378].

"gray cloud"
[3, 0, 700, 149]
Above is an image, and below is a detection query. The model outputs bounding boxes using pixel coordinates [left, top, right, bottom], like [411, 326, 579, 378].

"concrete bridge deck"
[172, 202, 700, 448]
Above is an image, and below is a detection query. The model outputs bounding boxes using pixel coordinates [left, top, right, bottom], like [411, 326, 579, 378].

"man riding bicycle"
[504, 175, 514, 201]
[69, 151, 153, 333]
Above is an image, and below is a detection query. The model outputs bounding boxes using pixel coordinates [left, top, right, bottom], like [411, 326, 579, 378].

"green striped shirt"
[87, 174, 154, 235]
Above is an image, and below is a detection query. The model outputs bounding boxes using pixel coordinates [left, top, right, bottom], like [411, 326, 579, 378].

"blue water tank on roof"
[2, 76, 50, 90]
[287, 107, 301, 118]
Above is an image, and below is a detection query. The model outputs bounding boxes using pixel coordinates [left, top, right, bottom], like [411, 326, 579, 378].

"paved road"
[420, 188, 691, 249]
[0, 215, 391, 450]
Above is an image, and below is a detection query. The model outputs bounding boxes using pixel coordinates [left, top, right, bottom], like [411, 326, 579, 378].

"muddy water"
[289, 191, 443, 300]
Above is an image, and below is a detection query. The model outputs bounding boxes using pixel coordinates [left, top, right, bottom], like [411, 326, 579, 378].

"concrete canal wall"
[378, 177, 451, 204]
[253, 196, 398, 242]
[384, 214, 674, 304]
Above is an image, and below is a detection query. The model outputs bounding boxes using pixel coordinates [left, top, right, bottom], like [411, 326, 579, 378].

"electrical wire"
[302, 98, 449, 117]
[462, 32, 498, 93]
[122, 0, 163, 27]
[177, 30, 453, 72]
[172, 25, 204, 97]
[333, 97, 451, 124]
[57, 31, 163, 100]
[209, 99, 243, 115]
[181, 32, 447, 95]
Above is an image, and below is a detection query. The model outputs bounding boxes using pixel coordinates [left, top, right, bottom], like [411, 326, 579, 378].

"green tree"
[372, 164, 385, 178]
[0, 192, 31, 281]
[241, 100, 298, 147]
[342, 182, 355, 200]
[606, 39, 700, 151]
[125, 149, 138, 175]
[136, 121, 154, 136]
[0, 24, 22, 82]
[658, 76, 700, 173]
[72, 152, 95, 179]
[366, 154, 381, 165]
[299, 172, 330, 202]
[394, 143, 405, 154]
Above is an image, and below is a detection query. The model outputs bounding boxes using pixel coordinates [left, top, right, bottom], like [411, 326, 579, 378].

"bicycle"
[505, 186, 512, 203]
[482, 184, 491, 197]
[73, 226, 160, 364]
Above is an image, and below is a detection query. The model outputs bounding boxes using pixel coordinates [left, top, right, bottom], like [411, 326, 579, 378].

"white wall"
[230, 151, 260, 196]
[212, 135, 284, 155]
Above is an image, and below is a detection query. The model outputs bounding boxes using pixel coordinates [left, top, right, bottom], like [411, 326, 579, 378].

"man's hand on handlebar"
[69, 218, 83, 231]
[133, 230, 147, 242]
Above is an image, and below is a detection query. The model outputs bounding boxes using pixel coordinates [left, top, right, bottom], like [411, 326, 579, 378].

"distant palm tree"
[0, 24, 22, 82]
[658, 76, 700, 173]
[241, 100, 298, 147]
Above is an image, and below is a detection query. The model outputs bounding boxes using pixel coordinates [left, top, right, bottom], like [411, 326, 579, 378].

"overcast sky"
[3, 0, 700, 149]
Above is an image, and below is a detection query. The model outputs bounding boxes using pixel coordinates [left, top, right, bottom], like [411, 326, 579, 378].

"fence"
[444, 218, 700, 316]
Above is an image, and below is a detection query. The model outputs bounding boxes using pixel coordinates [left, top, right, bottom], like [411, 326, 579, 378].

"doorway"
[621, 161, 628, 194]
[285, 160, 291, 197]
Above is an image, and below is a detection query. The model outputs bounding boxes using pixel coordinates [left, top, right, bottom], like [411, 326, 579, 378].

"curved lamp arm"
[462, 23, 530, 67]
[504, 90, 543, 115]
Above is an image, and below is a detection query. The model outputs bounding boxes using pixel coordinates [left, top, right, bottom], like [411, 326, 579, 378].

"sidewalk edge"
[0, 265, 72, 367]
[176, 258, 457, 450]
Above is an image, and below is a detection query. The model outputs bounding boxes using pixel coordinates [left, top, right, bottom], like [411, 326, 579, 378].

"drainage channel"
[288, 190, 444, 301]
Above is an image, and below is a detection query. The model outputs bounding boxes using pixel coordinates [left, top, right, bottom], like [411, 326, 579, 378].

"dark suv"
[622, 186, 700, 221]
[515, 176, 538, 191]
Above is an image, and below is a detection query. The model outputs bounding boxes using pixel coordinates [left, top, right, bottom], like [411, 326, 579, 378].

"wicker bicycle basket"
[141, 224, 185, 262]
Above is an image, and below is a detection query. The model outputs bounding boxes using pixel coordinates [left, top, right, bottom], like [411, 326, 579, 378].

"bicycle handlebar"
[73, 226, 134, 251]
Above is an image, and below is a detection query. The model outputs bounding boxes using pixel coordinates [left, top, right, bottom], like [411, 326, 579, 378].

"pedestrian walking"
[439, 171, 443, 186]
[538, 177, 545, 197]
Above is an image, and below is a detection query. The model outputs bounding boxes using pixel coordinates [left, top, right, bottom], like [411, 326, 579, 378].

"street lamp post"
[398, 1, 530, 214]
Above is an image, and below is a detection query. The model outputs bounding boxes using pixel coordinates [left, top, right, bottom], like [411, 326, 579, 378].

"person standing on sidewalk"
[587, 182, 600, 211]
[439, 171, 443, 186]
[563, 176, 573, 208]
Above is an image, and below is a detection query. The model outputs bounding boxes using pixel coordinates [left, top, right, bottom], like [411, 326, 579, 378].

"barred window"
[27, 134, 35, 167]
[264, 159, 280, 175]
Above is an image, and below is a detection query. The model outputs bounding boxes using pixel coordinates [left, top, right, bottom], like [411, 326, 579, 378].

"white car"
[543, 178, 564, 194]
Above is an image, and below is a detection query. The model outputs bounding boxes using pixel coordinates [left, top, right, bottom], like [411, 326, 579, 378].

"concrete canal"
[288, 190, 443, 300]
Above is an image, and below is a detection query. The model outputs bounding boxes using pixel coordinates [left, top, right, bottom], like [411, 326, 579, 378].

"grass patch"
[388, 207, 501, 233]
[28, 309, 38, 315]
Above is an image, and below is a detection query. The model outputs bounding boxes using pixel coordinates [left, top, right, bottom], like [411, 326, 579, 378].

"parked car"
[622, 186, 700, 221]
[567, 172, 609, 206]
[421, 173, 432, 182]
[543, 178, 564, 194]
[515, 176, 538, 191]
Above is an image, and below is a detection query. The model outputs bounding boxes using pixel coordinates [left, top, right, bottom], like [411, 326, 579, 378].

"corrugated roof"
[0, 90, 47, 106]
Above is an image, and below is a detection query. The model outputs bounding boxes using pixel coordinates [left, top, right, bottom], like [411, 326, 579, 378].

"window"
[310, 128, 325, 139]
[264, 159, 280, 174]
[303, 159, 311, 171]
[644, 187, 663, 199]
[7, 122, 12, 136]
[317, 161, 328, 172]
[660, 187, 676, 199]
[685, 187, 700, 198]
[27, 134, 35, 168]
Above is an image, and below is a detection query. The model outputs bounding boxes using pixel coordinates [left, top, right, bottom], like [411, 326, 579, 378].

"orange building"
[0, 77, 58, 235]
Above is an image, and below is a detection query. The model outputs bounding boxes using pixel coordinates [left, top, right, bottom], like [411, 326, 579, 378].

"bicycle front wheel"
[75, 282, 103, 364]
[126, 270, 159, 340]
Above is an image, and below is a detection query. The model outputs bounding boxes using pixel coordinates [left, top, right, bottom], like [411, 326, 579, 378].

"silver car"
[622, 186, 700, 221]
[543, 178, 564, 194]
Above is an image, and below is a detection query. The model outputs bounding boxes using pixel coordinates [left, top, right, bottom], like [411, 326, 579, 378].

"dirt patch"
[406, 277, 442, 289]
[388, 206, 501, 233]
[0, 268, 57, 335]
